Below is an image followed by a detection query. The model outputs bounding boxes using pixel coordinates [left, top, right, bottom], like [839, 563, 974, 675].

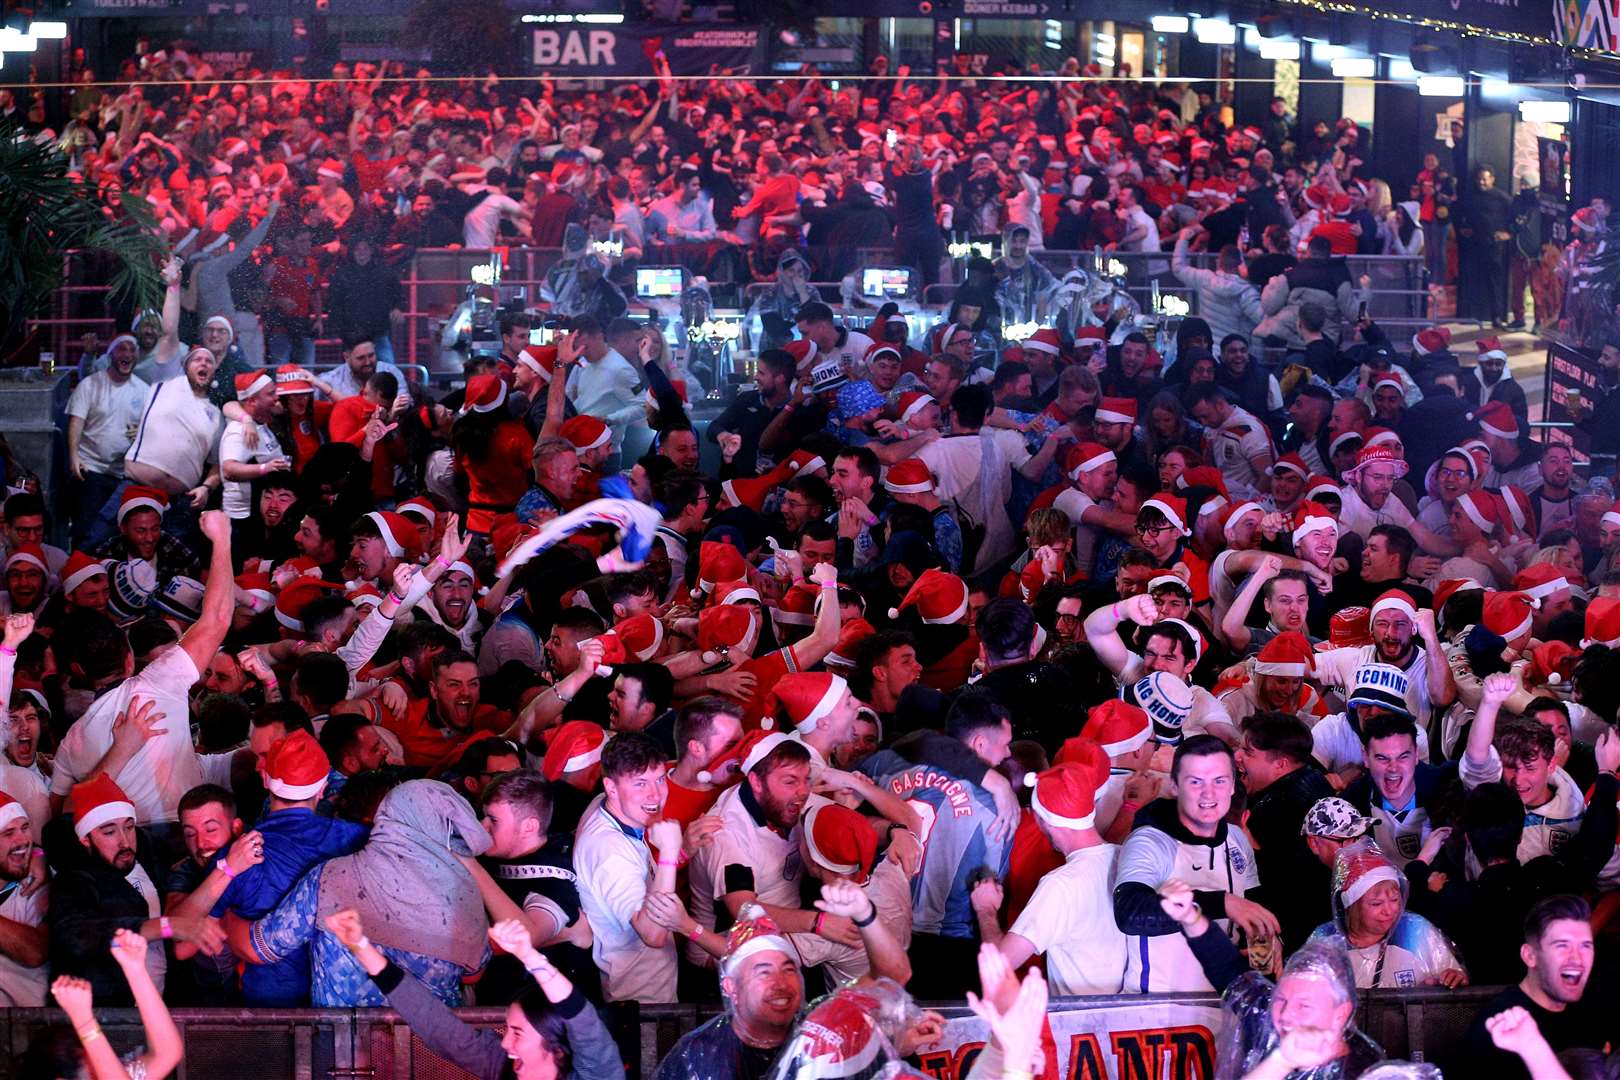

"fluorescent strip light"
[1331, 56, 1375, 77]
[1386, 57, 1418, 81]
[1417, 75, 1464, 96]
[1194, 18, 1235, 44]
[29, 21, 66, 39]
[1312, 43, 1346, 61]
[1259, 39, 1300, 60]
[1152, 15, 1189, 33]
[1519, 99, 1571, 123]
[0, 29, 36, 52]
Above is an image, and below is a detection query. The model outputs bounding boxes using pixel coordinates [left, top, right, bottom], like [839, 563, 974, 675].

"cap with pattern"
[1302, 796, 1375, 839]
[1134, 670, 1193, 743]
[107, 558, 159, 622]
[721, 905, 796, 979]
[153, 576, 205, 623]
[1347, 663, 1411, 717]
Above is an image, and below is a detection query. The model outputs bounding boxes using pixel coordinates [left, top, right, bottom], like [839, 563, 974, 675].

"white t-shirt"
[1117, 823, 1260, 992]
[463, 191, 527, 250]
[790, 858, 912, 985]
[573, 795, 677, 1004]
[1312, 644, 1435, 723]
[1312, 711, 1431, 773]
[0, 762, 48, 843]
[916, 429, 1031, 572]
[125, 376, 222, 488]
[219, 420, 286, 520]
[127, 862, 166, 991]
[1337, 484, 1415, 540]
[0, 880, 46, 1006]
[687, 782, 810, 969]
[1052, 489, 1103, 577]
[50, 645, 207, 825]
[67, 372, 150, 476]
[1007, 844, 1127, 995]
[1208, 406, 1273, 500]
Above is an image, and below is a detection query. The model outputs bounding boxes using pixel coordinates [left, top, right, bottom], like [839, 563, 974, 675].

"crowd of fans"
[3, 34, 1620, 1080]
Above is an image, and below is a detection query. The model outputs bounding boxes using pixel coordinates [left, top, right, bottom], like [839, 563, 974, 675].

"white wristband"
[355, 935, 372, 952]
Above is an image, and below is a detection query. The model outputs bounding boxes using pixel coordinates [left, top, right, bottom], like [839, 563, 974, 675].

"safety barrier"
[0, 985, 1504, 1080]
[25, 245, 1434, 375]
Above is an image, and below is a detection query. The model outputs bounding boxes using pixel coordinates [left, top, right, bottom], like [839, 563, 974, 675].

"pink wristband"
[219, 861, 236, 880]
[160, 917, 174, 940]
[0, 646, 15, 657]
[436, 555, 454, 571]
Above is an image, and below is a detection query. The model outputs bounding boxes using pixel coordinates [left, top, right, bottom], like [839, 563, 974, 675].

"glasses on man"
[1435, 466, 1470, 480]
[1136, 521, 1173, 538]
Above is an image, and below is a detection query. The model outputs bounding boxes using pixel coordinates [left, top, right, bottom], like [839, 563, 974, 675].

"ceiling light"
[1259, 39, 1300, 60]
[28, 21, 67, 39]
[1152, 15, 1189, 33]
[1331, 56, 1375, 77]
[1194, 18, 1235, 44]
[1519, 99, 1571, 122]
[1417, 75, 1465, 96]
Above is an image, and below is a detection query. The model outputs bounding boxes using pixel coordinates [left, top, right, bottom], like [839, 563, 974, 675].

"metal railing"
[0, 985, 1503, 1080]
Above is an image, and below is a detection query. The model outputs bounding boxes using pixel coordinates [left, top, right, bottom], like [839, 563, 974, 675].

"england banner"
[914, 999, 1226, 1080]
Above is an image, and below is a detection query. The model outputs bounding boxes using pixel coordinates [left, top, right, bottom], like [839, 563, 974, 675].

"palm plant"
[0, 118, 167, 358]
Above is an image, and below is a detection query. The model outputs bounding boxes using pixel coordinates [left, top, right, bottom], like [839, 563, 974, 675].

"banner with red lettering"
[914, 1000, 1225, 1080]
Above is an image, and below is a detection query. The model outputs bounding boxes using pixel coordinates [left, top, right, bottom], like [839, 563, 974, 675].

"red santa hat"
[60, 551, 106, 596]
[720, 459, 797, 513]
[118, 485, 169, 525]
[1291, 502, 1339, 547]
[1023, 327, 1062, 356]
[3, 545, 46, 577]
[1476, 336, 1508, 362]
[1482, 590, 1538, 643]
[721, 906, 796, 980]
[1307, 476, 1342, 502]
[517, 345, 559, 383]
[1255, 631, 1316, 677]
[1141, 494, 1192, 536]
[613, 614, 664, 661]
[1072, 325, 1106, 349]
[363, 511, 424, 560]
[1412, 326, 1452, 356]
[1455, 491, 1499, 534]
[1584, 597, 1620, 648]
[1329, 192, 1354, 217]
[1030, 763, 1099, 831]
[1303, 186, 1330, 210]
[804, 801, 878, 882]
[697, 605, 757, 664]
[275, 578, 341, 632]
[1065, 442, 1116, 480]
[347, 584, 384, 609]
[1217, 501, 1262, 541]
[1513, 564, 1574, 603]
[1330, 430, 1365, 457]
[275, 364, 315, 395]
[714, 579, 763, 607]
[235, 572, 276, 614]
[1369, 589, 1419, 625]
[1177, 466, 1229, 497]
[1372, 375, 1406, 394]
[461, 373, 509, 415]
[882, 458, 934, 496]
[264, 730, 331, 801]
[0, 791, 26, 832]
[864, 342, 902, 370]
[1349, 444, 1408, 479]
[1335, 845, 1403, 908]
[1095, 396, 1138, 424]
[72, 774, 136, 839]
[542, 721, 606, 782]
[1270, 453, 1310, 482]
[772, 583, 819, 629]
[887, 568, 969, 624]
[234, 369, 274, 400]
[896, 391, 936, 426]
[1324, 606, 1373, 650]
[784, 339, 819, 372]
[767, 672, 848, 734]
[1364, 427, 1402, 449]
[1085, 700, 1152, 758]
[316, 159, 345, 180]
[693, 540, 748, 597]
[1476, 400, 1519, 440]
[825, 617, 875, 670]
[396, 497, 437, 529]
[1432, 578, 1484, 613]
[1604, 502, 1620, 530]
[786, 449, 828, 477]
[559, 415, 611, 452]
